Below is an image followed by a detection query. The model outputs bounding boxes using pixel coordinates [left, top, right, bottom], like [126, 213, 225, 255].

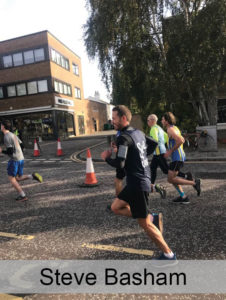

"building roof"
[0, 30, 80, 59]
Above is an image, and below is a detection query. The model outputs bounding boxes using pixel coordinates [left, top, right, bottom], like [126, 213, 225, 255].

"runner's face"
[112, 111, 123, 130]
[161, 117, 167, 128]
[147, 117, 155, 127]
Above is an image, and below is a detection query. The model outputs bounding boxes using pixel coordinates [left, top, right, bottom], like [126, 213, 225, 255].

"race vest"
[122, 128, 150, 179]
[169, 125, 186, 162]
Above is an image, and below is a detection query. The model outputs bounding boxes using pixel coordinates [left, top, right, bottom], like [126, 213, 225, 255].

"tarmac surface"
[0, 132, 225, 300]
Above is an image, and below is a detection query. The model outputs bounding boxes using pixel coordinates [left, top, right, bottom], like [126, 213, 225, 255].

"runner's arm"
[105, 135, 130, 169]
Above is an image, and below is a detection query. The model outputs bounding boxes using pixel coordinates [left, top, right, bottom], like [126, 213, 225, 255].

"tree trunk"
[207, 97, 218, 125]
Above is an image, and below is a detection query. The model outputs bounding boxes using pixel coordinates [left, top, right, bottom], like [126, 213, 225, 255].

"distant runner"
[0, 120, 43, 202]
[161, 112, 201, 204]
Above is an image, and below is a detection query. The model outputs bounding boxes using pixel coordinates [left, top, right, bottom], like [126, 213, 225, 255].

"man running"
[161, 112, 201, 204]
[101, 105, 176, 262]
[0, 120, 43, 202]
[147, 114, 168, 198]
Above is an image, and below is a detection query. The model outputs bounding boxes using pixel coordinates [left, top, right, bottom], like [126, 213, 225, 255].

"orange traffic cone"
[56, 138, 63, 156]
[33, 139, 40, 157]
[80, 149, 99, 187]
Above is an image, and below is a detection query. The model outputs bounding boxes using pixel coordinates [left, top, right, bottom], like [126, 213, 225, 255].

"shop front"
[0, 107, 75, 146]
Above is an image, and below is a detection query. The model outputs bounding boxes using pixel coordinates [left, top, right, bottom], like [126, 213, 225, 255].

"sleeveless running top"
[168, 125, 186, 162]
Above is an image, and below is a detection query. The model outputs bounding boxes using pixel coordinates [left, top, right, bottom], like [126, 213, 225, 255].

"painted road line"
[0, 232, 34, 240]
[0, 295, 23, 300]
[82, 243, 154, 257]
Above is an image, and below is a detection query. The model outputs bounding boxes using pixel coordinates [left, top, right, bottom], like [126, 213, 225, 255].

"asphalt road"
[0, 138, 225, 300]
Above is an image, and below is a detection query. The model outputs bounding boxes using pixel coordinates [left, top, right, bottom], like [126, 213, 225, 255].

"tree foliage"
[84, 0, 226, 128]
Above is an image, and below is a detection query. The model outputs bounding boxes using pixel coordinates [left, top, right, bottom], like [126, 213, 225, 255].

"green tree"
[84, 0, 226, 127]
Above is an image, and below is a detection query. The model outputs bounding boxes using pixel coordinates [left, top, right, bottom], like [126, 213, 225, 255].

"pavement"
[70, 130, 226, 162]
[0, 133, 226, 299]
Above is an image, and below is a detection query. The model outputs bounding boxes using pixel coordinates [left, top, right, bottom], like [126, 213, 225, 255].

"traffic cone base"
[79, 148, 99, 187]
[33, 139, 40, 157]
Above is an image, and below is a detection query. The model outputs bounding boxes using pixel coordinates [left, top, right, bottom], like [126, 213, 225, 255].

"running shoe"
[155, 184, 167, 199]
[32, 172, 43, 183]
[151, 213, 163, 234]
[152, 252, 178, 267]
[172, 196, 190, 204]
[193, 178, 201, 196]
[186, 172, 193, 181]
[15, 195, 28, 202]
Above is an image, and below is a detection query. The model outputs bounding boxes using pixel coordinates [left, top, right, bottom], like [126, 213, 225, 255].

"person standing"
[101, 105, 176, 262]
[0, 120, 43, 202]
[161, 112, 201, 204]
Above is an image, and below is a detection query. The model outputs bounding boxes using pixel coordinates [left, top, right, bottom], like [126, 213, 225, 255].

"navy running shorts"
[7, 160, 24, 177]
[118, 185, 149, 219]
[169, 161, 184, 172]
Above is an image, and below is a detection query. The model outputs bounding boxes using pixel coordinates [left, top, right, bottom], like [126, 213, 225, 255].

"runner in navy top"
[101, 105, 177, 262]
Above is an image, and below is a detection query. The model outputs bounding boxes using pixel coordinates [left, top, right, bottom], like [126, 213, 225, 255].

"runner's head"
[162, 112, 176, 128]
[1, 119, 11, 132]
[112, 105, 132, 130]
[147, 114, 158, 127]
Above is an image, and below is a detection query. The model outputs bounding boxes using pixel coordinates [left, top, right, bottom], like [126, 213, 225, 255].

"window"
[51, 49, 57, 63]
[54, 79, 71, 96]
[54, 80, 59, 93]
[50, 48, 69, 70]
[56, 52, 61, 65]
[24, 50, 34, 64]
[16, 83, 26, 96]
[34, 48, 45, 62]
[38, 80, 48, 92]
[7, 85, 16, 97]
[0, 87, 3, 98]
[59, 82, 63, 94]
[3, 55, 13, 68]
[74, 87, 81, 99]
[27, 81, 38, 94]
[72, 63, 79, 75]
[13, 53, 23, 66]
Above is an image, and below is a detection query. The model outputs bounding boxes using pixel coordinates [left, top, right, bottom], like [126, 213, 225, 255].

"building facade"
[0, 31, 108, 143]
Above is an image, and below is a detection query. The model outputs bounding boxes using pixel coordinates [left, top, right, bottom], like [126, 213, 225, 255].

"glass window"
[38, 80, 48, 92]
[51, 49, 57, 62]
[16, 83, 26, 96]
[34, 48, 45, 62]
[54, 80, 59, 92]
[24, 50, 34, 64]
[0, 87, 3, 98]
[13, 52, 23, 66]
[59, 82, 63, 94]
[7, 85, 16, 97]
[65, 59, 69, 70]
[75, 87, 81, 99]
[61, 57, 66, 68]
[3, 55, 13, 68]
[27, 81, 38, 94]
[63, 84, 68, 95]
[72, 63, 79, 75]
[56, 52, 61, 65]
[67, 85, 71, 95]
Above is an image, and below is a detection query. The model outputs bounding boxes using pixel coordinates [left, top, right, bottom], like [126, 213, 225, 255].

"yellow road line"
[82, 243, 154, 257]
[0, 232, 34, 240]
[0, 294, 23, 300]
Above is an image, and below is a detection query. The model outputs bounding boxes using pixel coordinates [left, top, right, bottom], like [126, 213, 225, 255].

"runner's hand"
[101, 149, 112, 160]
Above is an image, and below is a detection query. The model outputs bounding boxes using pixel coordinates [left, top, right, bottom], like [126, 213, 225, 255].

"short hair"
[1, 119, 12, 130]
[148, 114, 158, 122]
[112, 105, 132, 122]
[163, 112, 176, 125]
